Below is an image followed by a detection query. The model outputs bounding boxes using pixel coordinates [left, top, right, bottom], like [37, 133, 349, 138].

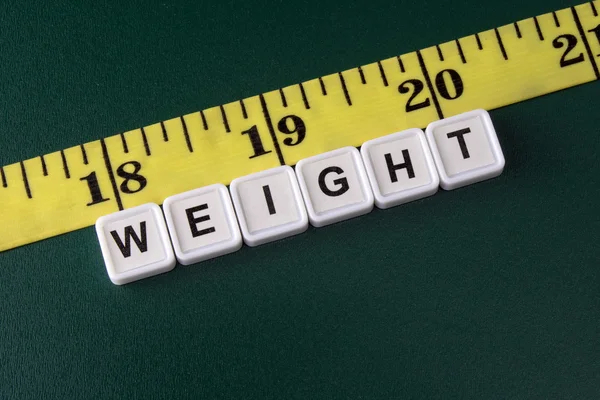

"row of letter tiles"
[96, 109, 505, 285]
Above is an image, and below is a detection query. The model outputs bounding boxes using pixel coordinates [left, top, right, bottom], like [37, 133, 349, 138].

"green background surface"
[1, 0, 599, 398]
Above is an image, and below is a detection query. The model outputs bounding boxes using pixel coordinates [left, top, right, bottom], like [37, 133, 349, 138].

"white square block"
[295, 146, 374, 227]
[361, 128, 439, 209]
[230, 165, 308, 247]
[425, 109, 505, 190]
[163, 184, 242, 265]
[96, 203, 176, 285]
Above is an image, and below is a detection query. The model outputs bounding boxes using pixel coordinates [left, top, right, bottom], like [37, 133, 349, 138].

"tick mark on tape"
[358, 66, 366, 84]
[258, 94, 286, 166]
[456, 39, 467, 64]
[514, 22, 522, 39]
[299, 82, 310, 109]
[0, 167, 7, 188]
[416, 50, 444, 120]
[239, 99, 248, 119]
[552, 11, 560, 27]
[100, 138, 124, 211]
[318, 77, 327, 95]
[592, 1, 598, 17]
[200, 110, 208, 130]
[39, 155, 48, 176]
[140, 127, 151, 156]
[219, 105, 231, 133]
[396, 55, 406, 73]
[377, 61, 389, 86]
[495, 28, 509, 60]
[80, 144, 88, 165]
[20, 161, 31, 199]
[534, 16, 544, 41]
[180, 116, 193, 153]
[60, 150, 70, 179]
[279, 88, 288, 107]
[338, 72, 352, 106]
[475, 33, 483, 49]
[160, 121, 169, 142]
[436, 44, 444, 61]
[119, 133, 129, 153]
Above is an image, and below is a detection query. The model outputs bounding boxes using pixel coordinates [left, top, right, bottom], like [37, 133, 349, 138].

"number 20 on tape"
[0, 1, 599, 252]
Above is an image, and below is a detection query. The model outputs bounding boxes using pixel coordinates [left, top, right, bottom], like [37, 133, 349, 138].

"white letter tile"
[96, 203, 176, 285]
[230, 165, 308, 247]
[361, 128, 439, 209]
[296, 146, 374, 227]
[425, 109, 505, 190]
[163, 184, 242, 266]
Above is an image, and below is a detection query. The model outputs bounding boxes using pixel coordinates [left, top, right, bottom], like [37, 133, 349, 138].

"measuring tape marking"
[573, 6, 600, 78]
[60, 149, 70, 179]
[100, 138, 124, 211]
[1, 1, 600, 252]
[416, 50, 444, 120]
[534, 16, 545, 41]
[260, 93, 287, 166]
[20, 161, 31, 199]
[494, 28, 508, 60]
[40, 154, 48, 176]
[513, 22, 522, 39]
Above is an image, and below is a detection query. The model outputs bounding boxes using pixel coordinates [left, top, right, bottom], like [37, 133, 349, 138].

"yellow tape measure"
[1, 2, 599, 252]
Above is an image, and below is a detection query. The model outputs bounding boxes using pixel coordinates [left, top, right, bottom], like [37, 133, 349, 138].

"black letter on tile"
[447, 128, 471, 159]
[263, 185, 276, 215]
[385, 150, 415, 182]
[186, 204, 216, 237]
[318, 166, 349, 197]
[110, 222, 148, 258]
